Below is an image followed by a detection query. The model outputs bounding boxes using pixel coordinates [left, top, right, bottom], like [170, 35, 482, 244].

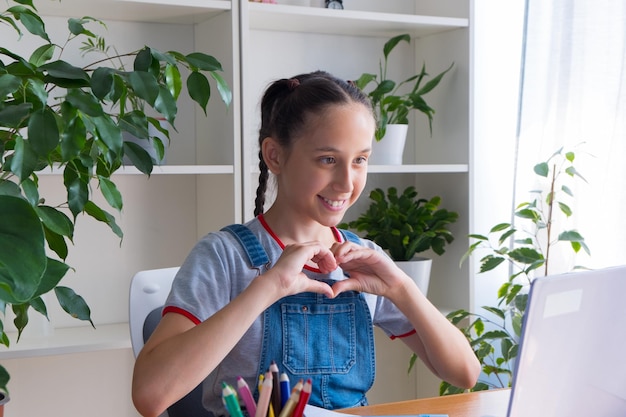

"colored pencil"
[255, 372, 273, 417]
[269, 361, 282, 416]
[222, 382, 244, 417]
[277, 379, 303, 417]
[237, 376, 257, 417]
[279, 372, 291, 409]
[291, 379, 311, 417]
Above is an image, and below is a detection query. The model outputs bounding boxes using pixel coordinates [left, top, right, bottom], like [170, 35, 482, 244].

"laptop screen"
[507, 265, 626, 417]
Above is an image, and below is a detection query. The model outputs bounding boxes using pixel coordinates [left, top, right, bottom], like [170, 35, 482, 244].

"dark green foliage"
[340, 186, 458, 261]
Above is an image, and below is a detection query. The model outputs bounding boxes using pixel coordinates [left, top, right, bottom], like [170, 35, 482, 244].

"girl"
[132, 71, 479, 417]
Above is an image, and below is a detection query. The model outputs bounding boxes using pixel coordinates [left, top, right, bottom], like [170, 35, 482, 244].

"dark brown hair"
[254, 70, 373, 216]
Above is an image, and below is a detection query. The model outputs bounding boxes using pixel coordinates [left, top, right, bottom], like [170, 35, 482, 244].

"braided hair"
[254, 71, 373, 216]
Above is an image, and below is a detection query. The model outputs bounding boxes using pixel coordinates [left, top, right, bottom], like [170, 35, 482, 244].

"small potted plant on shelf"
[440, 147, 590, 395]
[339, 186, 458, 295]
[354, 33, 454, 164]
[0, 0, 231, 396]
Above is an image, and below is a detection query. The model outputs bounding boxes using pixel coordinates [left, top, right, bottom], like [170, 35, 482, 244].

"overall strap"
[221, 224, 269, 268]
[339, 228, 362, 245]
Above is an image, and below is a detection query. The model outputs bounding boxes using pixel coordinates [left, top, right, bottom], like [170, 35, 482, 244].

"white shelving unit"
[1, 1, 473, 414]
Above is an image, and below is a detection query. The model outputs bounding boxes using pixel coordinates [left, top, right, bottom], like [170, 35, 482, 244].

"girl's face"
[272, 102, 375, 228]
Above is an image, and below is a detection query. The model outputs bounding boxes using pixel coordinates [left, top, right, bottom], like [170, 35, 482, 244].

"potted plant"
[441, 147, 589, 395]
[0, 0, 231, 396]
[339, 186, 458, 294]
[354, 33, 454, 164]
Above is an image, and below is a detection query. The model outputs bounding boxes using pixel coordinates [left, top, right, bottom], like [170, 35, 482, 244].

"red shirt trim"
[162, 306, 201, 325]
[390, 328, 417, 340]
[257, 214, 343, 273]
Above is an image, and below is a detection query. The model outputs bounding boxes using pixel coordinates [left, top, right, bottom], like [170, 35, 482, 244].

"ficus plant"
[438, 147, 589, 395]
[0, 0, 231, 393]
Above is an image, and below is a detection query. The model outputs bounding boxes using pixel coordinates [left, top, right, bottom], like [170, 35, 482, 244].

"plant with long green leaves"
[0, 0, 231, 393]
[439, 147, 590, 395]
[340, 186, 458, 261]
[354, 33, 454, 141]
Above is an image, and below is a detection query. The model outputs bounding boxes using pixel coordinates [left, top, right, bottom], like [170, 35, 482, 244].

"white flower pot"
[369, 124, 408, 165]
[395, 257, 432, 296]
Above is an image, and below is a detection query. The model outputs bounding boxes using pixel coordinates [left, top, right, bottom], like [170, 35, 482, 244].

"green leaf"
[123, 142, 154, 175]
[65, 89, 104, 117]
[40, 60, 90, 87]
[98, 176, 123, 211]
[184, 52, 223, 71]
[187, 71, 210, 115]
[35, 258, 70, 298]
[90, 67, 115, 100]
[67, 17, 96, 37]
[43, 225, 68, 260]
[63, 165, 89, 218]
[54, 286, 94, 327]
[211, 71, 232, 107]
[533, 162, 549, 177]
[0, 74, 21, 100]
[9, 135, 39, 180]
[28, 108, 59, 156]
[164, 63, 182, 100]
[11, 303, 29, 339]
[9, 5, 49, 41]
[383, 33, 410, 59]
[132, 47, 152, 72]
[0, 195, 46, 304]
[508, 247, 543, 264]
[154, 85, 177, 125]
[0, 364, 9, 394]
[0, 102, 32, 128]
[35, 206, 73, 238]
[28, 44, 55, 66]
[83, 201, 123, 240]
[490, 223, 511, 233]
[479, 255, 506, 273]
[92, 114, 123, 156]
[26, 78, 48, 107]
[128, 71, 159, 106]
[60, 110, 86, 162]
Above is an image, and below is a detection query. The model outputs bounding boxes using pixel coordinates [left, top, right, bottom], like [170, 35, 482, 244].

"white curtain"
[515, 0, 626, 273]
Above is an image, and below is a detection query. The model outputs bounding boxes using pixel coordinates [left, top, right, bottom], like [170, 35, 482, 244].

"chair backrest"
[129, 266, 180, 357]
[129, 267, 214, 417]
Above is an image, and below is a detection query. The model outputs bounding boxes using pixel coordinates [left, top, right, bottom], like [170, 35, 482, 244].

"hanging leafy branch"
[0, 0, 231, 394]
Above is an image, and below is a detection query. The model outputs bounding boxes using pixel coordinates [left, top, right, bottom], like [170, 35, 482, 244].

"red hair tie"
[287, 78, 300, 91]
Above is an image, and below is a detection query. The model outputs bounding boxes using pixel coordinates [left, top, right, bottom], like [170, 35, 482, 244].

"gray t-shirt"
[165, 217, 414, 414]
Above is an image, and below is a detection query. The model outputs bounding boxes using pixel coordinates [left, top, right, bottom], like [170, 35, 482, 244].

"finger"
[331, 278, 361, 296]
[305, 280, 335, 298]
[310, 248, 338, 273]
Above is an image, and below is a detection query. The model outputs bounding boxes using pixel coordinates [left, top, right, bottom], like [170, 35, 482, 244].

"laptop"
[506, 265, 626, 417]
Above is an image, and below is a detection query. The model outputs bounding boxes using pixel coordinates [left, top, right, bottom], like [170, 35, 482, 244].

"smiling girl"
[132, 71, 479, 417]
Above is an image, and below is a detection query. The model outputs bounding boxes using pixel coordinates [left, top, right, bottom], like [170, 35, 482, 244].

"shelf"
[0, 323, 131, 359]
[36, 165, 235, 175]
[36, 0, 231, 24]
[248, 4, 468, 38]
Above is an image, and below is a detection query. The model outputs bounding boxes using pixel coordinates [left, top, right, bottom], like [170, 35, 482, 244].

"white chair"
[129, 267, 213, 417]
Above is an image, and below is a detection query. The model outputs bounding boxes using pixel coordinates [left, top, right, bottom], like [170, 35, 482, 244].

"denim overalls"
[222, 224, 376, 409]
